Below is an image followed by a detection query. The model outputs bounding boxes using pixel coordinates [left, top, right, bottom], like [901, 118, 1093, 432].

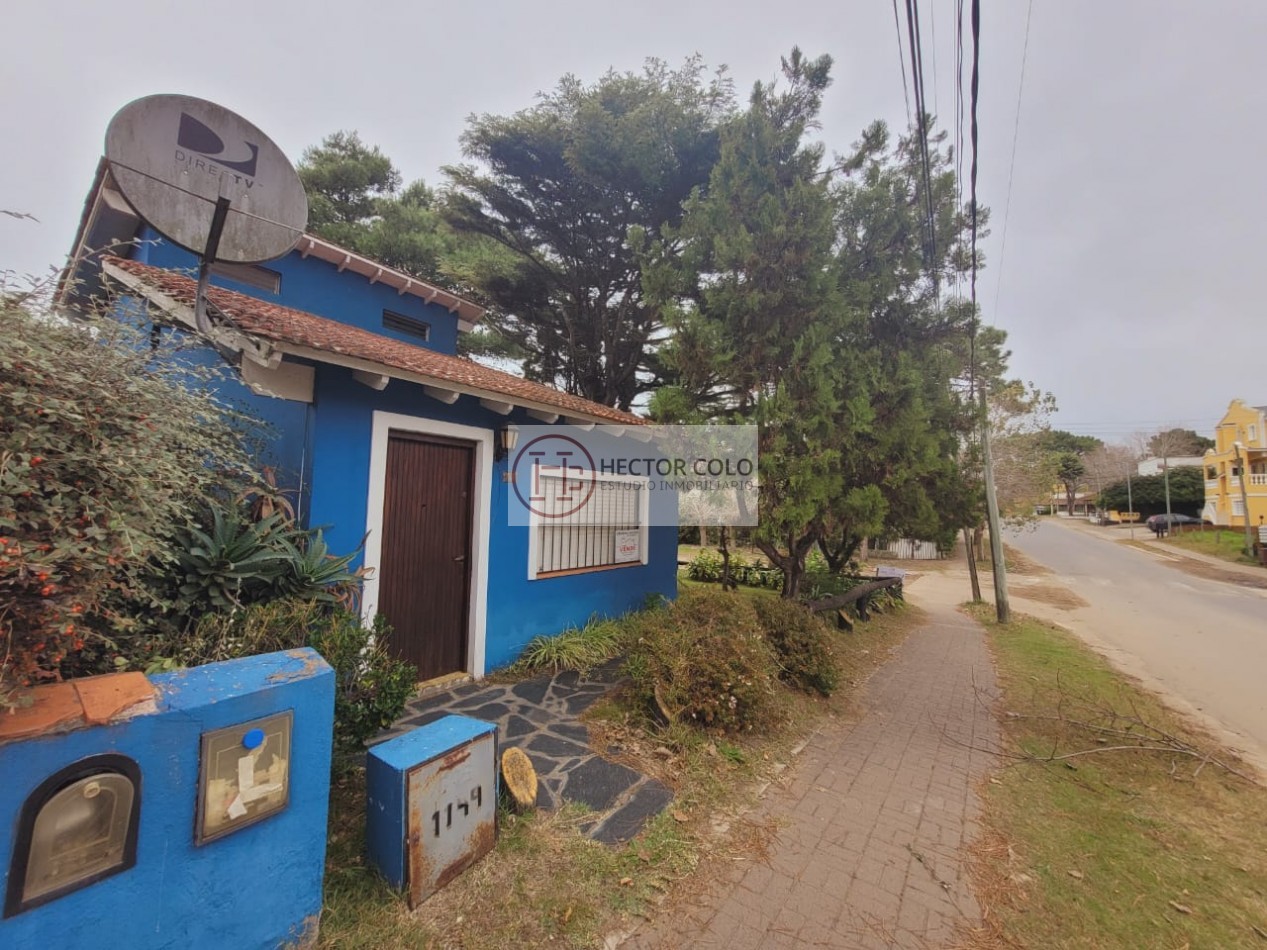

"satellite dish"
[104, 94, 308, 338]
[106, 94, 308, 263]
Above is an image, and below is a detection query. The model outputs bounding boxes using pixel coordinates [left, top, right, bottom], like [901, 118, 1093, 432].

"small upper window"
[209, 262, 282, 294]
[383, 310, 430, 342]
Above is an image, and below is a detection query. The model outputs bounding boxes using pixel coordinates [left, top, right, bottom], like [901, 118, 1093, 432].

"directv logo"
[173, 112, 259, 188]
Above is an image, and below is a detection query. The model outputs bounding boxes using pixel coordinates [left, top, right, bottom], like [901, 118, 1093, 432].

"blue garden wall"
[0, 650, 334, 950]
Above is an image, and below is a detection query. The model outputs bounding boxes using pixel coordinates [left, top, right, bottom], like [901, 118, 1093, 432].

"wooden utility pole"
[979, 388, 1011, 623]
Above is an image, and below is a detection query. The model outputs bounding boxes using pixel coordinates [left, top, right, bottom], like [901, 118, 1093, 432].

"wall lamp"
[496, 424, 519, 461]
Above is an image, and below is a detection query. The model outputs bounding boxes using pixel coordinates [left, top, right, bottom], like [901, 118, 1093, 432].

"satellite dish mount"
[104, 94, 309, 336]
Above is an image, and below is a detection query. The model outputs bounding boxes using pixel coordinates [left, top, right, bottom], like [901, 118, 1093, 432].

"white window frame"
[1233, 498, 1246, 517]
[526, 468, 651, 580]
[362, 410, 493, 678]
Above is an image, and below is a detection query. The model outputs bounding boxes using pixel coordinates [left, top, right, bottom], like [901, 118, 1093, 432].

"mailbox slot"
[5, 754, 141, 917]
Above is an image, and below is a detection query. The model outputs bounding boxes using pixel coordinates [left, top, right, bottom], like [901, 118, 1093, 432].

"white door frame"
[363, 410, 493, 678]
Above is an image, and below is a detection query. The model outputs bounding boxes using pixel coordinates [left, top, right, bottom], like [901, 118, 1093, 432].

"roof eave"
[100, 259, 638, 428]
[295, 234, 485, 328]
[267, 338, 639, 428]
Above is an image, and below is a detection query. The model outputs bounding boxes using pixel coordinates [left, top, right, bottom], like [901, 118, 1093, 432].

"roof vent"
[382, 310, 430, 342]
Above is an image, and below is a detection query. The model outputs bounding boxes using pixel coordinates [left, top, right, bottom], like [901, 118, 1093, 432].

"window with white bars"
[528, 469, 648, 578]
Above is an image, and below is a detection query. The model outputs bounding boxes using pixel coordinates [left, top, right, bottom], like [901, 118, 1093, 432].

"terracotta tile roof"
[101, 256, 644, 426]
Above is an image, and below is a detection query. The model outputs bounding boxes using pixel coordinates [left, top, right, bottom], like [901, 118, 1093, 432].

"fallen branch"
[803, 577, 902, 614]
[932, 682, 1259, 784]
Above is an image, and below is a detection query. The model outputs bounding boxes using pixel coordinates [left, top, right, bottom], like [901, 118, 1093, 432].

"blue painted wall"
[117, 234, 679, 671]
[307, 367, 679, 671]
[137, 228, 461, 353]
[0, 650, 334, 950]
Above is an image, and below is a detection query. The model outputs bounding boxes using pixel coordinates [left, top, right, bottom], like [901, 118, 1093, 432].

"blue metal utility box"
[365, 715, 498, 907]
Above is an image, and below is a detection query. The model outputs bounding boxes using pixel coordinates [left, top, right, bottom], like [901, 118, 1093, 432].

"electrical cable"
[992, 0, 1035, 319]
[904, 0, 940, 294]
[891, 0, 914, 129]
[952, 0, 966, 303]
[930, 0, 939, 116]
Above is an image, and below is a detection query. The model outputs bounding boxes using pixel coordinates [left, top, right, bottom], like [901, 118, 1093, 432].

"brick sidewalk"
[620, 601, 999, 949]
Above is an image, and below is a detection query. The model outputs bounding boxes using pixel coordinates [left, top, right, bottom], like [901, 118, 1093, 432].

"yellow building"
[1202, 400, 1267, 528]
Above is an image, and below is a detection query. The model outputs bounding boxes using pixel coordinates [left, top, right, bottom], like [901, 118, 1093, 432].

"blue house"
[59, 161, 678, 682]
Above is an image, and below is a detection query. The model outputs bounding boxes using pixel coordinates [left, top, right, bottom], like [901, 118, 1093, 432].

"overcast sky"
[3, 1, 1264, 444]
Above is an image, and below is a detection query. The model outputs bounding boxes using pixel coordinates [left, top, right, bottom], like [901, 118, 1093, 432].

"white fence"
[868, 538, 944, 560]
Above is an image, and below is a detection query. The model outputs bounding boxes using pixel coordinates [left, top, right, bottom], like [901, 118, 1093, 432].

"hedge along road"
[1005, 518, 1267, 774]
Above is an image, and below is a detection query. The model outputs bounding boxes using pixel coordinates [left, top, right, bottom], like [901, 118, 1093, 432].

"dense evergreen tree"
[443, 58, 734, 409]
[819, 121, 983, 569]
[647, 49, 847, 596]
[298, 132, 454, 287]
[1098, 467, 1204, 515]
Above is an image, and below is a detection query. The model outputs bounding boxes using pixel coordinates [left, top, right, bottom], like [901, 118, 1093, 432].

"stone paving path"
[372, 660, 674, 845]
[620, 598, 999, 949]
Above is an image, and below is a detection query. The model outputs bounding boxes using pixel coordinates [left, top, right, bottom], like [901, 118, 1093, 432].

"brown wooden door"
[378, 432, 474, 681]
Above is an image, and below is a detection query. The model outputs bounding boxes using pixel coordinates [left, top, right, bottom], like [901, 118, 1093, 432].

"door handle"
[453, 555, 466, 562]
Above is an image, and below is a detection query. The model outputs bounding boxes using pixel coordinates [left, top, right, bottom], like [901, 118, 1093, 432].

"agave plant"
[272, 529, 363, 602]
[175, 508, 290, 611]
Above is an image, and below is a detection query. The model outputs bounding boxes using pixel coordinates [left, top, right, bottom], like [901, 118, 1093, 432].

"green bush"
[685, 549, 723, 581]
[1, 294, 259, 694]
[191, 599, 416, 755]
[752, 597, 840, 696]
[685, 550, 781, 589]
[625, 588, 779, 733]
[311, 612, 417, 757]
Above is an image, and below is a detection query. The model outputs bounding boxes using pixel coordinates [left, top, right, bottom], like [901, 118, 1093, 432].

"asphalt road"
[1005, 519, 1267, 769]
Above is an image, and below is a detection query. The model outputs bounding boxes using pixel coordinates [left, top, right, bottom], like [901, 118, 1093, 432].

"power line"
[929, 0, 939, 117]
[969, 0, 980, 318]
[992, 0, 1035, 319]
[952, 0, 965, 303]
[904, 0, 939, 293]
[891, 0, 913, 129]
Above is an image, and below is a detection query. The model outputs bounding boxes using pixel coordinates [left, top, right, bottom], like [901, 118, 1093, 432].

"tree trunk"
[718, 526, 737, 591]
[804, 578, 903, 613]
[756, 529, 818, 600]
[964, 526, 982, 602]
[816, 530, 860, 574]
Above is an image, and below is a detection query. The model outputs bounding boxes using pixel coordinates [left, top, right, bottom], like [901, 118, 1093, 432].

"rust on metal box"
[438, 747, 471, 773]
[403, 730, 497, 907]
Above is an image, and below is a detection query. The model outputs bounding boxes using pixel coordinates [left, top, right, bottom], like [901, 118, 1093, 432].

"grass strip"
[1162, 527, 1262, 567]
[965, 606, 1267, 949]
